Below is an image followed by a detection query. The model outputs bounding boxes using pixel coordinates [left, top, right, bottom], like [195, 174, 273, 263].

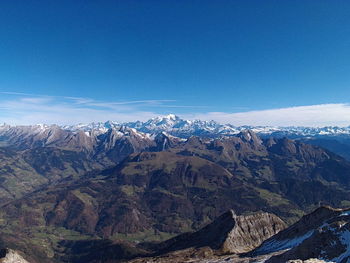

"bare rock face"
[251, 206, 350, 263]
[221, 212, 286, 253]
[253, 206, 341, 256]
[0, 249, 29, 263]
[156, 210, 286, 255]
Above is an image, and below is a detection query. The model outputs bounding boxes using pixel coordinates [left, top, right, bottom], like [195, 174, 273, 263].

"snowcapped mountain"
[53, 114, 350, 138]
[4, 115, 350, 166]
[2, 115, 350, 144]
[2, 115, 350, 149]
[126, 115, 227, 137]
[62, 120, 120, 133]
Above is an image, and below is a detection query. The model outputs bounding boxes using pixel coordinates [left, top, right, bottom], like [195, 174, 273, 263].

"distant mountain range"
[3, 114, 350, 138]
[3, 114, 350, 161]
[71, 114, 350, 137]
[1, 115, 350, 262]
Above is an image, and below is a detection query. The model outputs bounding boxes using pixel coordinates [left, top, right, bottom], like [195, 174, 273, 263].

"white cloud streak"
[187, 104, 350, 127]
[0, 93, 201, 125]
[0, 92, 349, 127]
[0, 97, 157, 125]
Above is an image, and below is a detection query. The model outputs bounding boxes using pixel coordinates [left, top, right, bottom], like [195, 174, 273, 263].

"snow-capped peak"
[3, 115, 350, 139]
[45, 116, 350, 138]
[165, 114, 178, 120]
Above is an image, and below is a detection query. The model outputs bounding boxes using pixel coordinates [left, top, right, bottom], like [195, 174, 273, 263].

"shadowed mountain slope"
[250, 206, 350, 263]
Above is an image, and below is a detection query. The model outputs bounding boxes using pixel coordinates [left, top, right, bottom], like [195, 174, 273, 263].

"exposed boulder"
[0, 249, 29, 263]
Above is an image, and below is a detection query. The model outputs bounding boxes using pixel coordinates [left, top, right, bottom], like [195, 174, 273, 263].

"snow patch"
[341, 210, 350, 217]
[256, 231, 314, 254]
[331, 229, 350, 263]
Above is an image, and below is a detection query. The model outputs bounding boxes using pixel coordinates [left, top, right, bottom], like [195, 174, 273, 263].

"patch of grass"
[152, 187, 184, 198]
[256, 188, 291, 207]
[283, 209, 305, 225]
[120, 185, 144, 196]
[341, 200, 350, 208]
[254, 166, 273, 178]
[13, 225, 93, 258]
[112, 229, 175, 243]
[286, 160, 304, 172]
[72, 189, 97, 206]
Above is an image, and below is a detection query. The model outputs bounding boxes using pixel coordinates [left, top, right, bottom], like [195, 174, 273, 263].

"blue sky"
[1, 1, 350, 126]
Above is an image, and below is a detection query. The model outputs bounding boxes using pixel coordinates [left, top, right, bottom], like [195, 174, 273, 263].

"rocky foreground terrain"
[125, 206, 350, 263]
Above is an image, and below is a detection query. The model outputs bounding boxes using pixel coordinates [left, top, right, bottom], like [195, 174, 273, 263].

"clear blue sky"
[1, 1, 350, 125]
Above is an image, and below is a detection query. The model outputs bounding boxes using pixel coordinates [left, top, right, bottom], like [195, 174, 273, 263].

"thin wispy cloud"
[1, 92, 350, 127]
[20, 97, 53, 104]
[0, 98, 156, 125]
[1, 91, 39, 96]
[0, 92, 204, 125]
[188, 104, 350, 127]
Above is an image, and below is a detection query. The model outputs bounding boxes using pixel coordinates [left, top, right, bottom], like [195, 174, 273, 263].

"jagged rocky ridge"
[3, 114, 350, 161]
[250, 206, 350, 263]
[4, 114, 350, 140]
[63, 114, 350, 138]
[0, 125, 183, 203]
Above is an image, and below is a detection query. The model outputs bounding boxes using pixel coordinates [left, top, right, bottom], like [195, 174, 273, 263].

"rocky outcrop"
[0, 249, 29, 263]
[221, 211, 287, 253]
[253, 206, 341, 256]
[250, 206, 350, 263]
[155, 210, 286, 255]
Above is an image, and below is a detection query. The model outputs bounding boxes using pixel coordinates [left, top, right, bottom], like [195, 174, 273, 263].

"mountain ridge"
[3, 114, 350, 162]
[3, 114, 350, 139]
